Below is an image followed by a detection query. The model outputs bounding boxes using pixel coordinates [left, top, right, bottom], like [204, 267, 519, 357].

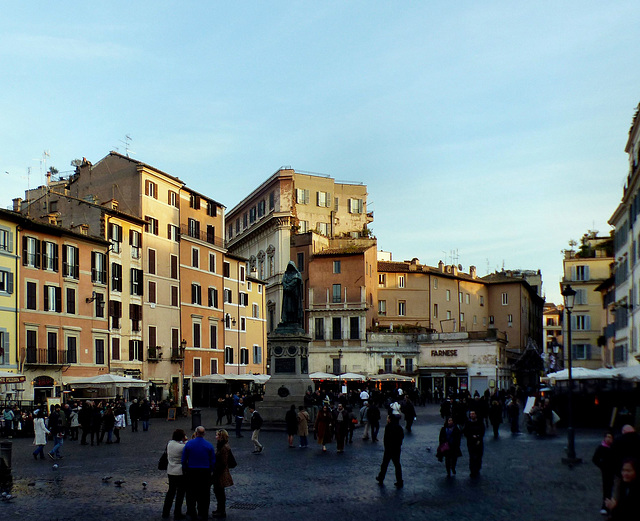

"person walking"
[216, 396, 226, 426]
[285, 404, 298, 448]
[507, 396, 520, 434]
[375, 414, 404, 488]
[593, 431, 615, 515]
[464, 410, 485, 477]
[234, 398, 245, 438]
[314, 404, 333, 452]
[401, 397, 416, 433]
[212, 429, 234, 519]
[489, 399, 502, 439]
[249, 406, 264, 454]
[438, 417, 463, 477]
[113, 401, 126, 443]
[69, 405, 80, 441]
[297, 406, 310, 448]
[182, 426, 215, 521]
[605, 458, 640, 520]
[79, 401, 92, 445]
[368, 403, 381, 442]
[47, 405, 64, 460]
[360, 401, 370, 440]
[32, 410, 50, 460]
[162, 428, 187, 519]
[333, 403, 350, 453]
[140, 399, 151, 432]
[129, 399, 139, 432]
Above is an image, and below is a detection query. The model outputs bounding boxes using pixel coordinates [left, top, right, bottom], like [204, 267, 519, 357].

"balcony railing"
[147, 346, 161, 361]
[170, 347, 185, 361]
[180, 224, 224, 247]
[21, 348, 70, 365]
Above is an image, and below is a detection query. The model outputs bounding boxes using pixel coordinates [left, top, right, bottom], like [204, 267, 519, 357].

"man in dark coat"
[367, 403, 381, 442]
[401, 397, 416, 433]
[79, 401, 92, 445]
[129, 399, 139, 432]
[464, 410, 485, 477]
[376, 414, 405, 487]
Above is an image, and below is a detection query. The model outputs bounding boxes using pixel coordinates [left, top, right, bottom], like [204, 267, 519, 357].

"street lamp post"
[561, 284, 582, 466]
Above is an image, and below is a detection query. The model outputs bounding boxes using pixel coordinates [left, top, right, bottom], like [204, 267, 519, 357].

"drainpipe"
[15, 226, 20, 374]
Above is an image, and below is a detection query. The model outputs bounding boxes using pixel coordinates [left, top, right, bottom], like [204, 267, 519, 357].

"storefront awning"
[0, 371, 26, 384]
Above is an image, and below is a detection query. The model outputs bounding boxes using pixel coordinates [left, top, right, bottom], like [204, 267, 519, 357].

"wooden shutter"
[129, 340, 135, 361]
[44, 286, 49, 311]
[53, 244, 59, 272]
[91, 252, 97, 281]
[35, 239, 41, 268]
[55, 287, 62, 313]
[6, 272, 13, 294]
[22, 236, 27, 266]
[73, 247, 79, 279]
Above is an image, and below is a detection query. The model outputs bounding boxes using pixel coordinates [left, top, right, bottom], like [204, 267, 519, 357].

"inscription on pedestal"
[274, 358, 296, 373]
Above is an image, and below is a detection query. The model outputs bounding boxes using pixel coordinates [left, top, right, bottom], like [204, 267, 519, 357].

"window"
[398, 275, 405, 288]
[193, 322, 201, 348]
[574, 289, 588, 305]
[208, 287, 219, 308]
[191, 284, 202, 305]
[130, 304, 142, 332]
[446, 290, 451, 301]
[465, 293, 470, 305]
[171, 255, 178, 279]
[110, 338, 120, 361]
[317, 191, 331, 207]
[131, 268, 143, 296]
[223, 262, 230, 278]
[26, 281, 37, 309]
[350, 316, 359, 340]
[460, 312, 465, 322]
[66, 336, 77, 364]
[47, 331, 58, 364]
[297, 252, 304, 272]
[109, 300, 122, 329]
[253, 345, 262, 364]
[332, 284, 341, 303]
[207, 201, 217, 217]
[0, 228, 13, 252]
[240, 317, 246, 331]
[240, 265, 246, 282]
[333, 260, 341, 274]
[501, 293, 508, 305]
[149, 281, 157, 304]
[473, 315, 477, 325]
[145, 180, 158, 199]
[23, 236, 40, 268]
[62, 245, 79, 279]
[189, 193, 201, 209]
[333, 358, 341, 374]
[332, 317, 342, 340]
[447, 310, 452, 320]
[210, 324, 218, 350]
[398, 300, 406, 316]
[252, 303, 260, 318]
[42, 241, 58, 271]
[171, 286, 179, 307]
[573, 265, 590, 281]
[433, 278, 438, 289]
[109, 223, 123, 254]
[193, 358, 201, 377]
[206, 225, 216, 244]
[243, 213, 248, 229]
[225, 347, 234, 364]
[507, 314, 513, 326]
[129, 340, 142, 361]
[459, 292, 463, 303]
[148, 249, 156, 275]
[148, 326, 157, 351]
[317, 222, 329, 236]
[168, 224, 180, 241]
[66, 287, 76, 314]
[210, 359, 218, 374]
[384, 358, 393, 373]
[433, 303, 438, 318]
[130, 230, 141, 258]
[240, 348, 249, 365]
[239, 292, 249, 306]
[111, 262, 122, 292]
[315, 318, 325, 340]
[573, 344, 591, 360]
[268, 254, 274, 277]
[145, 216, 158, 235]
[480, 296, 484, 306]
[0, 270, 13, 294]
[186, 219, 199, 240]
[573, 315, 591, 331]
[482, 317, 487, 326]
[405, 358, 413, 372]
[89, 252, 107, 284]
[95, 293, 105, 318]
[378, 300, 387, 316]
[168, 190, 178, 207]
[489, 315, 495, 325]
[95, 338, 105, 365]
[298, 220, 309, 233]
[379, 274, 386, 286]
[209, 253, 216, 273]
[296, 188, 309, 204]
[269, 192, 275, 211]
[348, 198, 363, 214]
[257, 200, 266, 217]
[44, 285, 61, 312]
[192, 248, 199, 268]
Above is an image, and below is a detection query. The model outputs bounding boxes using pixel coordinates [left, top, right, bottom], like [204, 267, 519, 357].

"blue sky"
[2, 2, 638, 304]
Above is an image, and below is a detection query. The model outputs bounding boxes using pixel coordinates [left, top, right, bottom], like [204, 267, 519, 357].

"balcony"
[170, 347, 185, 361]
[21, 348, 70, 366]
[147, 346, 162, 362]
[180, 224, 224, 247]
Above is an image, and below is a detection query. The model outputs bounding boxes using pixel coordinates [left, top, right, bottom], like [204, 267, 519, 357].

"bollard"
[191, 409, 202, 431]
[0, 441, 12, 470]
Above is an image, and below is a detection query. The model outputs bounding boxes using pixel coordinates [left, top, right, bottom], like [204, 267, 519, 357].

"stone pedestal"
[259, 329, 313, 424]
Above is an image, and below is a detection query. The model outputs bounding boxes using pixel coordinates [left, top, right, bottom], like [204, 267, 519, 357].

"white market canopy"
[309, 372, 339, 380]
[0, 371, 26, 384]
[69, 374, 148, 388]
[192, 374, 271, 385]
[368, 374, 415, 382]
[338, 372, 366, 381]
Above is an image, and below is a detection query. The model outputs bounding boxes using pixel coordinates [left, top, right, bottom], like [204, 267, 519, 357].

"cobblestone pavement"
[0, 404, 607, 521]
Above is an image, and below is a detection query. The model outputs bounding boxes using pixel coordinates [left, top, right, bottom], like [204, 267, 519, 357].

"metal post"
[562, 307, 581, 466]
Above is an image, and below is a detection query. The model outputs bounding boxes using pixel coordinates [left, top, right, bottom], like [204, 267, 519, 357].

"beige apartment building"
[225, 168, 372, 334]
[68, 153, 184, 401]
[561, 234, 613, 369]
[543, 302, 564, 372]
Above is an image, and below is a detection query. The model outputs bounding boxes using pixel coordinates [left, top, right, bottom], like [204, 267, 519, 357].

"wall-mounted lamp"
[86, 291, 97, 303]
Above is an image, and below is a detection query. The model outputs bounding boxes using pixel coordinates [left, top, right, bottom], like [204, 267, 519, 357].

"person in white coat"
[32, 410, 50, 460]
[162, 428, 187, 519]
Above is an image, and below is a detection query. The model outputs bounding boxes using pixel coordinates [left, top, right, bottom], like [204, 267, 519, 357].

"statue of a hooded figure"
[279, 261, 303, 330]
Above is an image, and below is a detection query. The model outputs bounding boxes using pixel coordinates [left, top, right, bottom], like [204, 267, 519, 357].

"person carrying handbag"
[439, 416, 462, 477]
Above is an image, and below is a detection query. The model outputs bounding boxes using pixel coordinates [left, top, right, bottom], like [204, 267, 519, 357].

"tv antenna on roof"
[119, 135, 135, 157]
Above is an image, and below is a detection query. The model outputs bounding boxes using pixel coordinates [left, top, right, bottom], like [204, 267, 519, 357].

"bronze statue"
[280, 261, 303, 328]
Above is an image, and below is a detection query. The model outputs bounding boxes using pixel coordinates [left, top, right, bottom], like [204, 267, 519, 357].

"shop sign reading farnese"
[431, 349, 458, 357]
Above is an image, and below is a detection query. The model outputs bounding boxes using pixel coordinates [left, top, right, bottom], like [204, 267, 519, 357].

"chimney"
[12, 198, 23, 212]
[438, 260, 444, 272]
[470, 266, 477, 279]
